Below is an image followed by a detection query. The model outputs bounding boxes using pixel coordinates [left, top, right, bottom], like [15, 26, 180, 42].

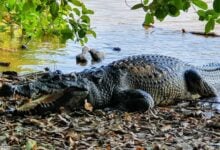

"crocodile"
[0, 54, 220, 114]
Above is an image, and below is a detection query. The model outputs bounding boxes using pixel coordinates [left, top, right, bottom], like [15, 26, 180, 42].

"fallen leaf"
[8, 135, 19, 145]
[124, 112, 132, 122]
[66, 131, 80, 141]
[25, 139, 37, 150]
[58, 114, 70, 124]
[152, 143, 161, 150]
[24, 118, 46, 128]
[106, 144, 111, 150]
[206, 122, 220, 129]
[161, 124, 172, 132]
[68, 137, 76, 147]
[165, 133, 175, 143]
[181, 122, 189, 128]
[84, 99, 93, 112]
[136, 146, 145, 150]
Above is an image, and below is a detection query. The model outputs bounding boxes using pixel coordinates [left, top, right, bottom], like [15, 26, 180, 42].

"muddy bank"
[0, 74, 219, 149]
[0, 105, 219, 149]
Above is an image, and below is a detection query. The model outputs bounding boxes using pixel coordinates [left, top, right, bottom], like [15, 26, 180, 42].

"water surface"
[0, 0, 219, 74]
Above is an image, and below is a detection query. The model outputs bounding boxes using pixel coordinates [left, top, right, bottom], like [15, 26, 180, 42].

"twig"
[124, 0, 132, 8]
[149, 109, 159, 118]
[203, 129, 220, 136]
[0, 61, 10, 67]
[182, 29, 220, 37]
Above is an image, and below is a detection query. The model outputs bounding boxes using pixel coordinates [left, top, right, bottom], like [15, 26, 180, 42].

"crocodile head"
[1, 72, 92, 115]
[62, 76, 91, 110]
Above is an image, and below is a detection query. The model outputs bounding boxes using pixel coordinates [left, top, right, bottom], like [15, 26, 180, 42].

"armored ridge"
[0, 54, 219, 115]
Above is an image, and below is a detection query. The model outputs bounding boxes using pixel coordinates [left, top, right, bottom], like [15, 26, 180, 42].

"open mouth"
[74, 90, 89, 96]
[72, 86, 88, 91]
[63, 86, 89, 97]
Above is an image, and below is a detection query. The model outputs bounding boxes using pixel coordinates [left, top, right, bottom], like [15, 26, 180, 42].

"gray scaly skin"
[1, 54, 220, 114]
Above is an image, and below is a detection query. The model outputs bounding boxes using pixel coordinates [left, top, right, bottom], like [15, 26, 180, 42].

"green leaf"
[213, 0, 220, 13]
[23, 1, 35, 13]
[36, 5, 42, 12]
[197, 10, 206, 17]
[168, 5, 180, 17]
[80, 39, 84, 45]
[206, 9, 220, 19]
[143, 0, 149, 5]
[192, 0, 208, 10]
[87, 29, 96, 38]
[84, 9, 94, 14]
[131, 3, 144, 10]
[171, 0, 183, 9]
[84, 36, 88, 43]
[182, 1, 190, 10]
[81, 15, 90, 24]
[50, 2, 59, 19]
[205, 18, 215, 33]
[25, 139, 37, 150]
[144, 13, 154, 25]
[7, 0, 16, 10]
[216, 18, 220, 24]
[0, 25, 7, 32]
[70, 0, 82, 7]
[155, 8, 168, 21]
[61, 27, 74, 40]
[143, 6, 149, 12]
[73, 8, 80, 16]
[82, 6, 94, 15]
[197, 10, 206, 20]
[78, 29, 86, 38]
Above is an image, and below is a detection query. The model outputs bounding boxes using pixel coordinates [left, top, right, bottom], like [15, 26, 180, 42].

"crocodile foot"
[112, 89, 154, 112]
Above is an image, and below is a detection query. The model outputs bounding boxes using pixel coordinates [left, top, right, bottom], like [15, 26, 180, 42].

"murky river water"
[0, 0, 220, 111]
[0, 0, 219, 73]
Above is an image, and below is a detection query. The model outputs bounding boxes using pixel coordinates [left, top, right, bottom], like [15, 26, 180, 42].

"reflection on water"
[0, 1, 219, 109]
[0, 32, 65, 73]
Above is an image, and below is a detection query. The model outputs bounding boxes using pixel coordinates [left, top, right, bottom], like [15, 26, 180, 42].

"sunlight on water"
[0, 0, 219, 74]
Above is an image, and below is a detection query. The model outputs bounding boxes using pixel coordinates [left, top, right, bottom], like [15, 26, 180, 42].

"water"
[0, 1, 219, 109]
[0, 0, 219, 74]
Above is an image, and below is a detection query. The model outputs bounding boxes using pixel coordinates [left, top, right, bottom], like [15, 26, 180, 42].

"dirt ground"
[0, 102, 219, 150]
[0, 74, 219, 150]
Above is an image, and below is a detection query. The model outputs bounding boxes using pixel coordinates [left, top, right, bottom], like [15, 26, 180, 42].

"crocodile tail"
[201, 63, 220, 71]
[197, 63, 220, 91]
[198, 62, 220, 79]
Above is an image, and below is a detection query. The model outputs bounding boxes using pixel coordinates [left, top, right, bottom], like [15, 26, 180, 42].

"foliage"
[131, 0, 220, 33]
[0, 0, 95, 45]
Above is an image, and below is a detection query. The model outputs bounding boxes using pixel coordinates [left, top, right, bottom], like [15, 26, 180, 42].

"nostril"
[0, 83, 14, 96]
[52, 74, 62, 81]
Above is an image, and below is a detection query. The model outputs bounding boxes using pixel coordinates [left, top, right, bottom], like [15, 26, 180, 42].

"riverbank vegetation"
[0, 0, 95, 46]
[131, 0, 220, 33]
[0, 0, 219, 47]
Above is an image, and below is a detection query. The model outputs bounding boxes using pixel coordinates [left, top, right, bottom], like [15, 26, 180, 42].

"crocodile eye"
[91, 69, 104, 83]
[69, 72, 78, 81]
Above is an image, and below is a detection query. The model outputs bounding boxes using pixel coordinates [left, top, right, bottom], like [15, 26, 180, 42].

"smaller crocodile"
[0, 54, 220, 115]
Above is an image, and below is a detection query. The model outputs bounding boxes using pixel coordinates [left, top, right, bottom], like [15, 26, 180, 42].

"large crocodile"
[0, 54, 220, 114]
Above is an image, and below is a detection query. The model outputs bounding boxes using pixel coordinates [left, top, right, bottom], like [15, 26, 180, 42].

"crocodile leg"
[184, 69, 217, 98]
[112, 89, 155, 112]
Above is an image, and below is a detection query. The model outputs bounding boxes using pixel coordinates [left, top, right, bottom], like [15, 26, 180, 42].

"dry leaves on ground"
[0, 103, 219, 149]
